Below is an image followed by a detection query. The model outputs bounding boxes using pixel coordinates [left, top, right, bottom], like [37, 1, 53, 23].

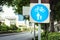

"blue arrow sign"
[30, 4, 49, 23]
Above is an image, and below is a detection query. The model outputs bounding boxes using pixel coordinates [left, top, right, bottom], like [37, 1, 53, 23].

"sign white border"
[30, 3, 50, 23]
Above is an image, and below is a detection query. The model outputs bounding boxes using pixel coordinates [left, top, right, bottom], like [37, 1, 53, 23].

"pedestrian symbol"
[30, 4, 49, 23]
[37, 13, 42, 20]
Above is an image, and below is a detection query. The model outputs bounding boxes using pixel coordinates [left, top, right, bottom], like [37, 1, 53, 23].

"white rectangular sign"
[23, 6, 30, 15]
[30, 3, 50, 23]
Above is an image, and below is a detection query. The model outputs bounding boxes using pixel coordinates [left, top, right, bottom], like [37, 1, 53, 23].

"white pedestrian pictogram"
[37, 13, 42, 20]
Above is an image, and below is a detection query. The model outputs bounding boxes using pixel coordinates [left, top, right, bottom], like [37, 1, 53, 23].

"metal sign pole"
[38, 0, 41, 4]
[38, 24, 41, 40]
[38, 0, 41, 40]
[34, 23, 35, 40]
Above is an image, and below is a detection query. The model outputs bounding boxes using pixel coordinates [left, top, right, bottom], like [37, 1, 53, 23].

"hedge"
[32, 32, 60, 40]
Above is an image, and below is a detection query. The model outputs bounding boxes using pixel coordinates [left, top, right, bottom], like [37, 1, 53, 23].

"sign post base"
[38, 24, 41, 40]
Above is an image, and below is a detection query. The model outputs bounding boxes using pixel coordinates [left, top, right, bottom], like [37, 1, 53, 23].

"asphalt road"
[0, 32, 37, 40]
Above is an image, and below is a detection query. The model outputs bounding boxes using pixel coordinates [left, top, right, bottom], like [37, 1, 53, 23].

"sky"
[1, 5, 16, 19]
[0, 5, 24, 21]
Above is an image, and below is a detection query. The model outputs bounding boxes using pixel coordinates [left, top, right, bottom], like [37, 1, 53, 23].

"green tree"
[12, 0, 30, 14]
[0, 0, 30, 14]
[49, 0, 59, 32]
[54, 1, 60, 23]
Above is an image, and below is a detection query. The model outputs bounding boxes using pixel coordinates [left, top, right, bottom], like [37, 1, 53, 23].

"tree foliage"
[49, 0, 60, 32]
[54, 2, 60, 21]
[0, 0, 30, 14]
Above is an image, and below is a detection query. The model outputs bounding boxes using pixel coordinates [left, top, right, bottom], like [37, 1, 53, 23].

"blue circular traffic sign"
[30, 4, 49, 23]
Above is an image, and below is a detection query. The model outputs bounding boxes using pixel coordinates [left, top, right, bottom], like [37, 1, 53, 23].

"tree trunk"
[49, 0, 55, 32]
[50, 11, 55, 32]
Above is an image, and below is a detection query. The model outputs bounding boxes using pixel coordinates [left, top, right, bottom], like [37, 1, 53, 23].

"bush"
[23, 27, 27, 31]
[48, 32, 60, 40]
[41, 32, 60, 40]
[0, 24, 20, 33]
[16, 28, 21, 32]
[10, 24, 18, 30]
[0, 25, 2, 31]
[0, 24, 9, 31]
[22, 27, 30, 32]
[32, 32, 60, 40]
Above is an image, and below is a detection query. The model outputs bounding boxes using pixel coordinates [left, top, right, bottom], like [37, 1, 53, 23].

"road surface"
[0, 32, 37, 40]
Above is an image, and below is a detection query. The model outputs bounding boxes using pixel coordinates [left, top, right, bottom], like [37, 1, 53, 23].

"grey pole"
[38, 0, 41, 4]
[38, 24, 41, 40]
[38, 0, 41, 40]
[34, 23, 35, 40]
